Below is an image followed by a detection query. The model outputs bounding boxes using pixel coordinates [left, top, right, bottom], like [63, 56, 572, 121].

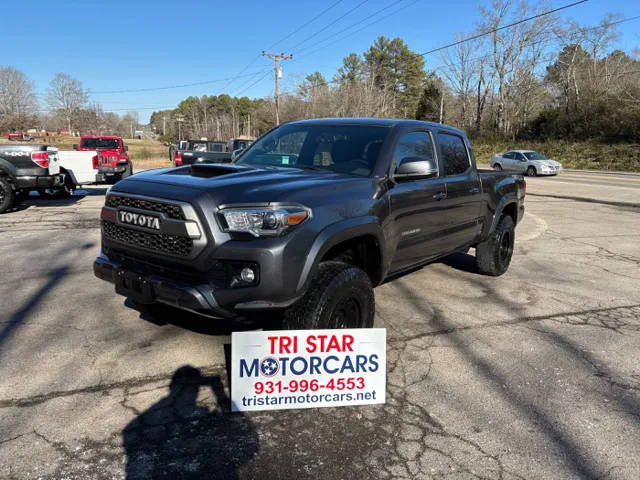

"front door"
[387, 130, 449, 272]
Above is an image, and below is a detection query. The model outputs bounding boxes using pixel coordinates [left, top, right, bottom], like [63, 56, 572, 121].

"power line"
[218, 1, 352, 95]
[286, 0, 372, 53]
[89, 71, 269, 94]
[420, 0, 589, 56]
[266, 0, 346, 50]
[234, 70, 273, 97]
[295, 0, 420, 60]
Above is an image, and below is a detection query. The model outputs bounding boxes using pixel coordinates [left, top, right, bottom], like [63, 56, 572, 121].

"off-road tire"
[120, 163, 132, 179]
[0, 177, 15, 213]
[476, 215, 515, 276]
[527, 166, 537, 177]
[283, 261, 375, 330]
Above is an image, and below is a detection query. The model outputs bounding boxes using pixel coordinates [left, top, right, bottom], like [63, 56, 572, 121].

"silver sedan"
[491, 150, 563, 176]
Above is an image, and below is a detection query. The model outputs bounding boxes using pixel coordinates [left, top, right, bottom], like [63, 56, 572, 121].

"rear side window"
[437, 133, 469, 176]
[503, 152, 514, 159]
[394, 131, 435, 164]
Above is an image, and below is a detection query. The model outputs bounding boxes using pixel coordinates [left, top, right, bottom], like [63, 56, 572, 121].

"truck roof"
[286, 117, 466, 136]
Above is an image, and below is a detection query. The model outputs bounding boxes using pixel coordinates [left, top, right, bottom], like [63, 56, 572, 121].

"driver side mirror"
[72, 144, 78, 150]
[394, 156, 438, 180]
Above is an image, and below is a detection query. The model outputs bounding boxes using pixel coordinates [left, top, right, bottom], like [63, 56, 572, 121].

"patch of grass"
[473, 140, 640, 172]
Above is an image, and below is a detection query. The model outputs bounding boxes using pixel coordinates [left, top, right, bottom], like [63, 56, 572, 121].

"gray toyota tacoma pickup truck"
[94, 118, 525, 329]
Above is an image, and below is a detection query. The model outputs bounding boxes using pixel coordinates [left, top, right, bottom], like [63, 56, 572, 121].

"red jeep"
[74, 135, 132, 182]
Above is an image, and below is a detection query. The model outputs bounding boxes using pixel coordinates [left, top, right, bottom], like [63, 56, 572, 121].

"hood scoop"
[187, 163, 253, 178]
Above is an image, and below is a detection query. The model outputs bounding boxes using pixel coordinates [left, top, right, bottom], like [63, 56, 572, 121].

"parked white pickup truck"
[491, 150, 562, 176]
[39, 150, 100, 198]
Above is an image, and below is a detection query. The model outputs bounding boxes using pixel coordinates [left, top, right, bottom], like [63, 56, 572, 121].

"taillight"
[31, 151, 49, 168]
[92, 155, 99, 169]
[175, 152, 182, 166]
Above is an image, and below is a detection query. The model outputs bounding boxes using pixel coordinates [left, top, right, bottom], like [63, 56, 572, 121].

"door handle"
[433, 192, 447, 200]
[469, 187, 480, 194]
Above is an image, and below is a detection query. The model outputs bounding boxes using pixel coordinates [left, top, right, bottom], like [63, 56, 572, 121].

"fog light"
[240, 267, 255, 283]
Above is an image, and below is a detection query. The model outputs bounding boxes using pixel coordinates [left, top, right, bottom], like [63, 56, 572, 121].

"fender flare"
[485, 193, 517, 237]
[0, 158, 17, 179]
[295, 217, 386, 294]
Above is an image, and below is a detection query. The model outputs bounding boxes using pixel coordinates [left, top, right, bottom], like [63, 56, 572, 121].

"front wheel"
[120, 162, 132, 179]
[283, 261, 375, 330]
[493, 163, 502, 171]
[527, 166, 537, 177]
[476, 215, 515, 276]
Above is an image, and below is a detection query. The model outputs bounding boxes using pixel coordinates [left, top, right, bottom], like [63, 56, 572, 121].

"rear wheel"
[0, 177, 15, 213]
[494, 163, 502, 171]
[282, 261, 375, 330]
[476, 215, 515, 276]
[527, 166, 537, 177]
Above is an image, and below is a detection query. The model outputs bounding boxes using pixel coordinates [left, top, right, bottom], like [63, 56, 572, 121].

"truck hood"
[112, 164, 377, 207]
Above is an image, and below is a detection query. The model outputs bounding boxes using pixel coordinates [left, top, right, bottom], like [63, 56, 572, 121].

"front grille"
[102, 221, 193, 257]
[107, 249, 228, 287]
[106, 194, 185, 220]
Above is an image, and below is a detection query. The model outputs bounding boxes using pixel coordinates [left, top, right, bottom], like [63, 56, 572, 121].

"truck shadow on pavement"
[8, 188, 109, 212]
[122, 365, 259, 479]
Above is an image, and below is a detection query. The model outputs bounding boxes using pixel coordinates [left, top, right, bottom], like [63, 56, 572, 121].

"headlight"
[219, 205, 311, 237]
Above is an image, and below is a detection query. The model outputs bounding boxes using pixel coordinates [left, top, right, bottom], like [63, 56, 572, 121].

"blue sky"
[4, 0, 638, 122]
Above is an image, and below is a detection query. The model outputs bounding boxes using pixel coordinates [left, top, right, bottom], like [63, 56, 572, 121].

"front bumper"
[94, 254, 236, 319]
[98, 164, 128, 175]
[15, 174, 64, 190]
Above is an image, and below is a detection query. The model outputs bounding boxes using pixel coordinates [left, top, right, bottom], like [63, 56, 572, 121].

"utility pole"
[175, 115, 185, 140]
[261, 51, 293, 125]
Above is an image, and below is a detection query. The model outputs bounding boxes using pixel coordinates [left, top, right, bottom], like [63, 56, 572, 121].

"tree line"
[0, 69, 140, 137]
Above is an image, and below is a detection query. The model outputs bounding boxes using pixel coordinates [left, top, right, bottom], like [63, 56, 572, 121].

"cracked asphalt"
[0, 172, 639, 479]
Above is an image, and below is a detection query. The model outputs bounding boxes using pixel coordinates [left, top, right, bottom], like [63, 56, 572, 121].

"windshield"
[235, 124, 390, 176]
[523, 151, 548, 160]
[80, 138, 120, 150]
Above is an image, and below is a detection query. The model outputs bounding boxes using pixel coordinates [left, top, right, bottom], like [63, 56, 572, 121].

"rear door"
[436, 131, 483, 249]
[387, 130, 449, 272]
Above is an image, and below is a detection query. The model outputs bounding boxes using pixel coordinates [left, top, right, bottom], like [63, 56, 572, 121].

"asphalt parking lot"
[1, 172, 639, 479]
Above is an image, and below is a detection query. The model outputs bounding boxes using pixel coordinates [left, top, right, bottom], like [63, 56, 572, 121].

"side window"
[394, 131, 435, 165]
[503, 152, 514, 159]
[437, 133, 470, 176]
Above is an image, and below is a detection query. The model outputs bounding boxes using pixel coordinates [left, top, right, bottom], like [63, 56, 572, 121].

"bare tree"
[0, 66, 37, 130]
[46, 73, 88, 134]
[478, 0, 557, 135]
[440, 33, 479, 129]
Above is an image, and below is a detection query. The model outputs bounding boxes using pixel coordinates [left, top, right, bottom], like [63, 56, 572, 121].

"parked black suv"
[0, 144, 64, 213]
[94, 118, 525, 329]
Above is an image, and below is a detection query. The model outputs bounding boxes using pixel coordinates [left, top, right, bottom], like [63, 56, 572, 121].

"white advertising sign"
[231, 328, 386, 412]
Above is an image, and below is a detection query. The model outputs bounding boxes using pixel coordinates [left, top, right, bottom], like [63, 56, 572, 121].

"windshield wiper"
[291, 165, 329, 172]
